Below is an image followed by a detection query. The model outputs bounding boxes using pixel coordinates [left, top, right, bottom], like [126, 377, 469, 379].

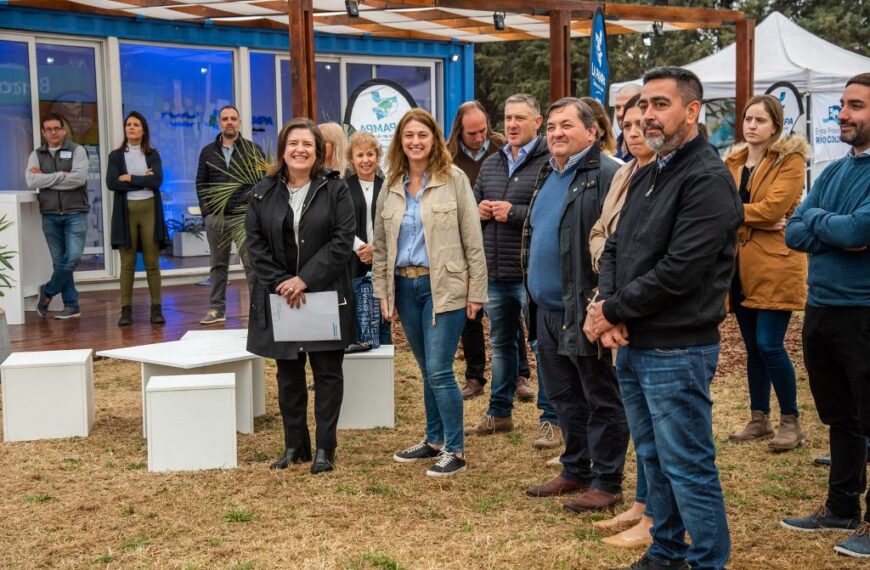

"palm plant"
[198, 138, 271, 251]
[0, 214, 16, 297]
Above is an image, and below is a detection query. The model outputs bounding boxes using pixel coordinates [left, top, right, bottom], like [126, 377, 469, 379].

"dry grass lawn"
[0, 314, 865, 569]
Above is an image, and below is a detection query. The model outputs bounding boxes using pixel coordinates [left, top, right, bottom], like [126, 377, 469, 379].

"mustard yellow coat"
[724, 136, 810, 311]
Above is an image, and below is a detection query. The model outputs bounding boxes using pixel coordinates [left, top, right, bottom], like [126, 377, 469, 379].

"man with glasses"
[25, 113, 90, 319]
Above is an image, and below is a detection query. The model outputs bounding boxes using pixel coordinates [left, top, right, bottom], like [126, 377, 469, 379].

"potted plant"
[0, 214, 16, 365]
[167, 215, 208, 257]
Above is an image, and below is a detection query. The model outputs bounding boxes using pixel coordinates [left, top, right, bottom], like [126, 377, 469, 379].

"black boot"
[118, 305, 133, 326]
[310, 448, 335, 474]
[151, 304, 166, 324]
[270, 447, 312, 470]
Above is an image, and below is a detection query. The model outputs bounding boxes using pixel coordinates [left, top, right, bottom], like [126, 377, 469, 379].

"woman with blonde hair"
[580, 96, 618, 157]
[372, 108, 487, 477]
[318, 122, 348, 177]
[725, 94, 809, 451]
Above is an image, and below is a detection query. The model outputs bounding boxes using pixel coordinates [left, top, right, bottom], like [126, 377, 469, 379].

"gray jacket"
[25, 138, 90, 215]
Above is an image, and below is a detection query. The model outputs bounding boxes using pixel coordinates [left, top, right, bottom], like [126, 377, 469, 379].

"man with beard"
[590, 67, 742, 570]
[782, 73, 870, 559]
[196, 105, 264, 324]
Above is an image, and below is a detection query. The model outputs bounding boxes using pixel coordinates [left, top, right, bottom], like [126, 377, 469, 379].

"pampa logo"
[371, 90, 400, 120]
[822, 104, 840, 124]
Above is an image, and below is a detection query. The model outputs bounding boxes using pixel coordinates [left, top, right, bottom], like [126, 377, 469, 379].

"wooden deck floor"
[9, 281, 250, 354]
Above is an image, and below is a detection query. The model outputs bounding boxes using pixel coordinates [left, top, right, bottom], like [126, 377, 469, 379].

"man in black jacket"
[196, 105, 264, 325]
[464, 94, 562, 451]
[591, 67, 742, 570]
[523, 98, 628, 513]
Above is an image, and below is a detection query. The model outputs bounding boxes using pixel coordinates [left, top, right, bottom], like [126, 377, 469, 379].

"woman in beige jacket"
[588, 94, 657, 550]
[372, 108, 487, 478]
[724, 94, 809, 451]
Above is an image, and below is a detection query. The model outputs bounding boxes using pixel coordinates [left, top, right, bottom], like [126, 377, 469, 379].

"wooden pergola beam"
[288, 0, 316, 120]
[735, 18, 755, 142]
[549, 10, 572, 102]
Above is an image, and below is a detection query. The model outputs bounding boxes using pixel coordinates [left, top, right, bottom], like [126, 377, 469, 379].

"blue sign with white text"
[589, 8, 609, 105]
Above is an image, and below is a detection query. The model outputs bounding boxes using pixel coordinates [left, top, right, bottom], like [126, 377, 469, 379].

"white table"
[180, 329, 265, 417]
[0, 191, 62, 324]
[98, 338, 259, 437]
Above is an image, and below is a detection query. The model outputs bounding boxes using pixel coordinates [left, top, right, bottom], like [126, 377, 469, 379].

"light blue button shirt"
[461, 139, 490, 162]
[503, 137, 539, 176]
[395, 172, 431, 268]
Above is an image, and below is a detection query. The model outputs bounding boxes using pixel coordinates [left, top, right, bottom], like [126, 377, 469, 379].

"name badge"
[59, 150, 73, 160]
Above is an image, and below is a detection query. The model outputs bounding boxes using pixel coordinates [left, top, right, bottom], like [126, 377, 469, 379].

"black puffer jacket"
[473, 136, 550, 282]
[245, 170, 356, 360]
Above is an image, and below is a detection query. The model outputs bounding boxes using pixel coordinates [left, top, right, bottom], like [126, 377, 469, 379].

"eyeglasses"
[43, 127, 65, 133]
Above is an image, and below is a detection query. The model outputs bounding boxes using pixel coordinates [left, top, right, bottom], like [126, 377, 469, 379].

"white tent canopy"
[609, 11, 870, 102]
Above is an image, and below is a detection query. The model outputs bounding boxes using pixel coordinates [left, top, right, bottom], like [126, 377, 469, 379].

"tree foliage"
[474, 0, 869, 128]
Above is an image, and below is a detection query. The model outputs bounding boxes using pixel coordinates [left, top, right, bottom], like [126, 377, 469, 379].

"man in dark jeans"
[523, 97, 627, 512]
[782, 73, 870, 559]
[592, 67, 741, 570]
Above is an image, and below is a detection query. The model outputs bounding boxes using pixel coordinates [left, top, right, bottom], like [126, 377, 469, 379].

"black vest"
[34, 139, 90, 215]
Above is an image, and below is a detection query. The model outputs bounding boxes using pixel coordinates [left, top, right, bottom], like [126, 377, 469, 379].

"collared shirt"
[353, 179, 376, 251]
[461, 138, 490, 162]
[395, 172, 431, 268]
[657, 134, 700, 169]
[548, 144, 593, 174]
[503, 137, 539, 176]
[221, 142, 235, 167]
[849, 147, 870, 159]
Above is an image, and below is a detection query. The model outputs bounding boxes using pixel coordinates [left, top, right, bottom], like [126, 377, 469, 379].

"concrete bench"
[146, 374, 237, 472]
[1, 349, 94, 441]
[338, 345, 395, 429]
[98, 338, 259, 437]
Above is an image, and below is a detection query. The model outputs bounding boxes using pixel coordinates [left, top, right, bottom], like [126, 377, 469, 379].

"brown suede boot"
[465, 414, 513, 435]
[769, 414, 805, 451]
[728, 410, 774, 442]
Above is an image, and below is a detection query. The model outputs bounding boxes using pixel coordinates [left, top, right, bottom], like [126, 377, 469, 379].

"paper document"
[269, 292, 341, 342]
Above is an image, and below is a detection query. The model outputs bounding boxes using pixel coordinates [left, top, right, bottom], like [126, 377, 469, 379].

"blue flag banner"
[589, 8, 609, 106]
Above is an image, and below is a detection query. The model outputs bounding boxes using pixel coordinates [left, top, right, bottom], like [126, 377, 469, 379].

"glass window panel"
[120, 43, 234, 269]
[346, 63, 372, 102]
[250, 52, 277, 154]
[279, 59, 292, 124]
[316, 61, 341, 124]
[0, 40, 33, 192]
[36, 43, 104, 272]
[375, 64, 431, 112]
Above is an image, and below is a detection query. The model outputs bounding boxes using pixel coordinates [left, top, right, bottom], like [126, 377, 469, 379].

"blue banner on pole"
[589, 8, 609, 106]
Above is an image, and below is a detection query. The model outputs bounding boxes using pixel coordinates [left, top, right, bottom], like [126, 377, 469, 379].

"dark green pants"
[119, 198, 161, 306]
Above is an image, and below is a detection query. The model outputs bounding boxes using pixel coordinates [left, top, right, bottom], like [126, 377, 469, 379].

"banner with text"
[588, 8, 609, 106]
[811, 91, 850, 164]
[344, 79, 418, 154]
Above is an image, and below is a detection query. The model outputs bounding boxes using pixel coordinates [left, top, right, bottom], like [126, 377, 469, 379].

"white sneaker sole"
[835, 545, 870, 558]
[426, 464, 467, 477]
[393, 453, 438, 463]
[200, 317, 226, 325]
[53, 313, 81, 320]
[780, 520, 855, 533]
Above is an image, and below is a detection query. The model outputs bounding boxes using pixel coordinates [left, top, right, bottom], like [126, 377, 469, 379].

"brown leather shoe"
[515, 376, 535, 402]
[465, 414, 513, 435]
[461, 378, 484, 400]
[526, 475, 589, 497]
[564, 488, 624, 513]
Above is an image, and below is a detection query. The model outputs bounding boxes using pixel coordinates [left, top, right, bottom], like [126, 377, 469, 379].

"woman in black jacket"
[246, 117, 356, 474]
[106, 111, 170, 326]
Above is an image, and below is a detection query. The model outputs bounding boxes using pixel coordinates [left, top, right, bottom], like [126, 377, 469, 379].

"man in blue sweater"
[782, 73, 870, 559]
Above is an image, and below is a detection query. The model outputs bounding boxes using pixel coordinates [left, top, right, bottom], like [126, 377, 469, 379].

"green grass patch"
[224, 508, 255, 523]
[25, 492, 54, 503]
[121, 534, 150, 551]
[346, 550, 405, 570]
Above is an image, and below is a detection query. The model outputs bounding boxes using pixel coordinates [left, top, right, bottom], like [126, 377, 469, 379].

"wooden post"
[549, 10, 572, 102]
[735, 18, 755, 142]
[288, 0, 317, 120]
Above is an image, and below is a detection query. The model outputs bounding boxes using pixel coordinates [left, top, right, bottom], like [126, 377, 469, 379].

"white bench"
[180, 329, 265, 417]
[1, 349, 94, 441]
[98, 338, 259, 437]
[338, 345, 395, 429]
[146, 374, 237, 472]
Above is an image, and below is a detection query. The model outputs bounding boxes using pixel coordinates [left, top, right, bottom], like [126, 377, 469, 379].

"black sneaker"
[781, 505, 860, 532]
[609, 554, 689, 570]
[425, 451, 467, 477]
[393, 440, 441, 463]
[835, 521, 870, 558]
[36, 285, 52, 318]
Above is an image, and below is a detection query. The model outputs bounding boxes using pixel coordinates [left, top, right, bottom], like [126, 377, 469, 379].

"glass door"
[35, 39, 109, 277]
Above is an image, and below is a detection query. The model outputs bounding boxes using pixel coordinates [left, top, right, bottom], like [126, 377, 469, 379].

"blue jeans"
[530, 337, 559, 425]
[617, 344, 730, 570]
[41, 213, 87, 309]
[484, 281, 527, 417]
[395, 275, 467, 453]
[733, 305, 798, 416]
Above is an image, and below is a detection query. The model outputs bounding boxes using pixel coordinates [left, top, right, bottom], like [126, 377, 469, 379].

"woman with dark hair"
[372, 108, 487, 477]
[580, 96, 618, 157]
[725, 94, 809, 451]
[245, 117, 356, 474]
[106, 111, 170, 325]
